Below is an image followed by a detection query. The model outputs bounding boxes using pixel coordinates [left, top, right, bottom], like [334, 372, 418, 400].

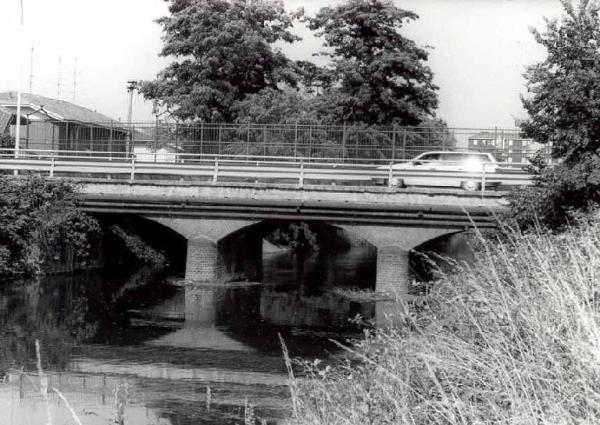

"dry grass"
[285, 221, 600, 425]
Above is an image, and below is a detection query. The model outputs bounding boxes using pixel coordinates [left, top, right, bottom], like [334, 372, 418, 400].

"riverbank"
[286, 219, 600, 424]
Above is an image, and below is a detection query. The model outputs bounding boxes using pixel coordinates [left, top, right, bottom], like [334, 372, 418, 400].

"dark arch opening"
[93, 214, 188, 274]
[410, 230, 475, 284]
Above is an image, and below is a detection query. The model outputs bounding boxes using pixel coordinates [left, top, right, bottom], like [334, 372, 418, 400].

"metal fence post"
[391, 126, 396, 160]
[175, 123, 179, 161]
[109, 121, 114, 161]
[218, 124, 222, 155]
[50, 153, 55, 177]
[299, 159, 304, 186]
[246, 122, 251, 159]
[388, 162, 394, 187]
[154, 118, 159, 162]
[130, 156, 136, 181]
[130, 124, 135, 159]
[402, 129, 407, 159]
[213, 158, 219, 183]
[342, 123, 347, 162]
[294, 121, 298, 158]
[263, 125, 267, 156]
[308, 125, 313, 160]
[200, 121, 204, 154]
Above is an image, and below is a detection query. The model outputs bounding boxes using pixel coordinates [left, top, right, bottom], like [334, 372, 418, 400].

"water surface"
[0, 247, 377, 425]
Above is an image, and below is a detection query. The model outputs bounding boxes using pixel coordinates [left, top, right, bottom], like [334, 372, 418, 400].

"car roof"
[417, 151, 492, 155]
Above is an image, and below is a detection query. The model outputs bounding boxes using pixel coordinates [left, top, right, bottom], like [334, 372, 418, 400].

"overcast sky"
[0, 0, 564, 127]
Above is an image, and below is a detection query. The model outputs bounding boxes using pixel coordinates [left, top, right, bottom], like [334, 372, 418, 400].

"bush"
[0, 176, 100, 278]
[508, 156, 600, 230]
[286, 221, 600, 424]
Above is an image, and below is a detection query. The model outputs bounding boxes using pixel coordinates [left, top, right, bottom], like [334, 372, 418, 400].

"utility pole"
[126, 80, 138, 157]
[28, 46, 33, 96]
[15, 0, 25, 161]
[56, 56, 62, 100]
[73, 57, 77, 102]
[126, 80, 137, 124]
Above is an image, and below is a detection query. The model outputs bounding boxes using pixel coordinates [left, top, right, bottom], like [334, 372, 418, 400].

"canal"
[0, 247, 381, 425]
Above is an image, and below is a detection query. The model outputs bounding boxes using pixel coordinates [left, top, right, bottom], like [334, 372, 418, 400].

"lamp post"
[126, 80, 138, 157]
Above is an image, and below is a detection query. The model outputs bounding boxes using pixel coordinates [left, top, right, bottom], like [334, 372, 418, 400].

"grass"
[284, 220, 600, 425]
[330, 287, 393, 302]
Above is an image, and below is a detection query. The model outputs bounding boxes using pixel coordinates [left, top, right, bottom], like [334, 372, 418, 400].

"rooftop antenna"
[28, 46, 34, 97]
[56, 56, 62, 100]
[73, 57, 77, 102]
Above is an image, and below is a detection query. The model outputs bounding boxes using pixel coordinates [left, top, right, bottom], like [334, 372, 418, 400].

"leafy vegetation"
[514, 0, 600, 229]
[267, 222, 319, 253]
[0, 176, 100, 279]
[143, 0, 441, 126]
[140, 0, 302, 122]
[307, 0, 438, 125]
[286, 221, 600, 424]
[109, 225, 168, 266]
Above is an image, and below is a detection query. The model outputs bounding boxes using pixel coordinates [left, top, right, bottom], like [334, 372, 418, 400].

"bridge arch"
[144, 215, 465, 299]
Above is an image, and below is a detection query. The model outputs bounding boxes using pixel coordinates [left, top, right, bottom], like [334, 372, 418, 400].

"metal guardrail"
[0, 149, 533, 194]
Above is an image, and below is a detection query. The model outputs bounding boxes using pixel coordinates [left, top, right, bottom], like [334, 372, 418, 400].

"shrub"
[507, 156, 600, 230]
[0, 176, 100, 278]
[286, 222, 600, 424]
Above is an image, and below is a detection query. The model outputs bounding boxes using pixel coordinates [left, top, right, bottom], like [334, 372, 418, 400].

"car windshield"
[438, 153, 492, 163]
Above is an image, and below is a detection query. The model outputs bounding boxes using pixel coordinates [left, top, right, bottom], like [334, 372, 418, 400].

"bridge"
[0, 148, 532, 298]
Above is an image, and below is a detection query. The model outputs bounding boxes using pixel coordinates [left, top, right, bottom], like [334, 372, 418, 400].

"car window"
[414, 153, 440, 163]
[439, 153, 470, 163]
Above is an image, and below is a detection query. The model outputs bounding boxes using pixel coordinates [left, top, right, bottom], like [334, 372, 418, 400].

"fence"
[9, 121, 548, 163]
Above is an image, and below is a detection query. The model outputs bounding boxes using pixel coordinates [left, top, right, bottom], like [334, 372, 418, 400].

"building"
[0, 91, 130, 157]
[468, 130, 549, 164]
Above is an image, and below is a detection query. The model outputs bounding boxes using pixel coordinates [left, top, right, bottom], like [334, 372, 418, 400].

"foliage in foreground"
[0, 176, 100, 278]
[515, 0, 600, 229]
[286, 221, 600, 424]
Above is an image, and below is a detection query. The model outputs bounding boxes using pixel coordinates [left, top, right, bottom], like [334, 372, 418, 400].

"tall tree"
[510, 0, 600, 229]
[521, 0, 600, 164]
[308, 0, 439, 125]
[141, 0, 301, 122]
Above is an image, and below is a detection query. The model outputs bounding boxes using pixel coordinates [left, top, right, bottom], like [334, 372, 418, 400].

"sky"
[0, 0, 565, 127]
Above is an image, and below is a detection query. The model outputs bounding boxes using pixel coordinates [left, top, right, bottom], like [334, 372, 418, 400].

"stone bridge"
[76, 179, 508, 298]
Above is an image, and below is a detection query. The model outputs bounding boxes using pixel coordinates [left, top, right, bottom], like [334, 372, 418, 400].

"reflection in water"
[0, 247, 377, 424]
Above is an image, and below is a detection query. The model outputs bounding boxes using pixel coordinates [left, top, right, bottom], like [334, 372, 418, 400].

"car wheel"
[461, 180, 479, 191]
[390, 177, 404, 187]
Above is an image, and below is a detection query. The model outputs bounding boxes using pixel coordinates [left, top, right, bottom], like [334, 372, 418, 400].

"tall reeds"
[286, 221, 600, 424]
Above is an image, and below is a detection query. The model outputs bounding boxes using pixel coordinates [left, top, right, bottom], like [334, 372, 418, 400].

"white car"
[378, 151, 500, 191]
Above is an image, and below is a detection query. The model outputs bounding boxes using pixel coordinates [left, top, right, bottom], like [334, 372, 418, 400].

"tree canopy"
[521, 0, 600, 164]
[140, 0, 301, 122]
[308, 0, 439, 125]
[510, 0, 600, 230]
[143, 0, 441, 127]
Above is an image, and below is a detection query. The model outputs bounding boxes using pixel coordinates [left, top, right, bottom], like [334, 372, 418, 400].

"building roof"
[468, 132, 497, 140]
[0, 91, 117, 123]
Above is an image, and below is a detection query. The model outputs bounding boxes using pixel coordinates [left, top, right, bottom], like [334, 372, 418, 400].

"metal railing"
[0, 148, 534, 195]
[6, 121, 550, 164]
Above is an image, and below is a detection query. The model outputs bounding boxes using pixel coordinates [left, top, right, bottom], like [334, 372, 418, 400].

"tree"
[510, 0, 600, 229]
[140, 0, 302, 122]
[232, 87, 319, 124]
[521, 0, 600, 164]
[308, 0, 439, 125]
